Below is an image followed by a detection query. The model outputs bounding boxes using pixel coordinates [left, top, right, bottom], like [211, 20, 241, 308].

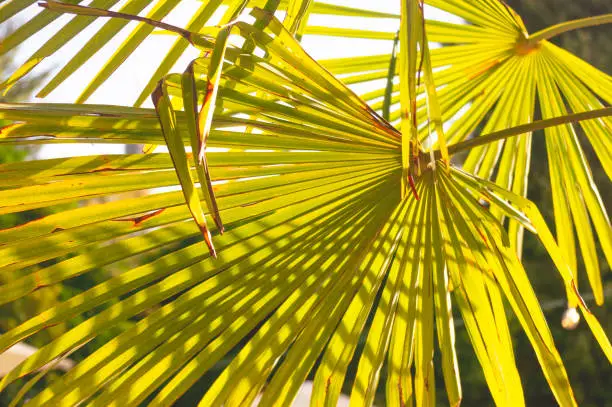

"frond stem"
[527, 13, 612, 43]
[447, 107, 612, 156]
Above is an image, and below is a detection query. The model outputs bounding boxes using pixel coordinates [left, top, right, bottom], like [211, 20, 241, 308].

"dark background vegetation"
[0, 1, 610, 405]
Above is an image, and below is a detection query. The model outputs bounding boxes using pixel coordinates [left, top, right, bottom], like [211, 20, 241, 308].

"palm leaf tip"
[151, 80, 217, 258]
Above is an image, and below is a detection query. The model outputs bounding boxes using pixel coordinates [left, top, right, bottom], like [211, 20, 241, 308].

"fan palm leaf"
[1, 0, 609, 302]
[302, 0, 612, 304]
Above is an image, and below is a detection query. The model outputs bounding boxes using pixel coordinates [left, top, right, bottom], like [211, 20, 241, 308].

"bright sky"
[2, 0, 458, 158]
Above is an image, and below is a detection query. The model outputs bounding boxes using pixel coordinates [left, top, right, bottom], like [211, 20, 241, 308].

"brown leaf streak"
[151, 84, 163, 109]
[202, 162, 224, 233]
[203, 80, 214, 107]
[89, 167, 115, 173]
[408, 174, 420, 200]
[198, 80, 215, 163]
[361, 103, 401, 138]
[399, 381, 406, 407]
[40, 1, 194, 44]
[112, 208, 165, 226]
[402, 107, 410, 120]
[0, 123, 25, 136]
[475, 226, 490, 249]
[33, 271, 45, 290]
[372, 114, 399, 137]
[199, 223, 217, 258]
[467, 59, 500, 80]
[41, 321, 60, 330]
[132, 208, 165, 226]
[571, 280, 590, 312]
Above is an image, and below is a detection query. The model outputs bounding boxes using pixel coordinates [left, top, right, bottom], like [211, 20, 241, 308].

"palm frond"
[3, 0, 608, 301]
[309, 0, 612, 304]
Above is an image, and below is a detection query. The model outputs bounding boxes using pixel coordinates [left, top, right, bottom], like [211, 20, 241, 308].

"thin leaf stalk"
[527, 13, 612, 44]
[446, 107, 612, 156]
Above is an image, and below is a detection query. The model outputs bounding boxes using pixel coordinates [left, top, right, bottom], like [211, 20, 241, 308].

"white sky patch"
[36, 143, 126, 159]
[147, 185, 182, 194]
[125, 146, 230, 154]
[236, 174, 279, 183]
[147, 177, 229, 195]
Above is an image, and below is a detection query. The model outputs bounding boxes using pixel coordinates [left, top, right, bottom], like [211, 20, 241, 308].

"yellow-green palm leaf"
[308, 0, 612, 304]
[2, 0, 608, 301]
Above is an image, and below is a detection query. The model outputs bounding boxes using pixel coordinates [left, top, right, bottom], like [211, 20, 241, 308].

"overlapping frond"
[312, 0, 612, 305]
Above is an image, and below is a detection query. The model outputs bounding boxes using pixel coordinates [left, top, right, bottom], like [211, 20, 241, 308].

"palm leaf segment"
[0, 1, 611, 406]
[1, 0, 609, 304]
[314, 0, 612, 306]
